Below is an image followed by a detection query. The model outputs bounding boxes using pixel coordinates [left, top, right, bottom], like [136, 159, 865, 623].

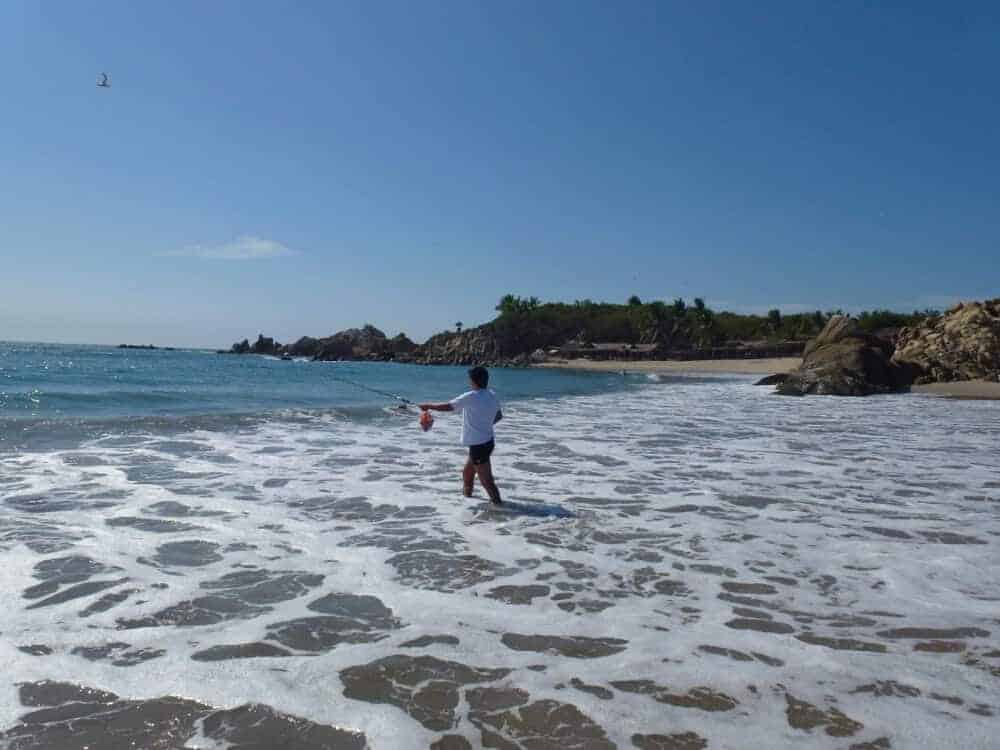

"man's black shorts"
[468, 439, 495, 465]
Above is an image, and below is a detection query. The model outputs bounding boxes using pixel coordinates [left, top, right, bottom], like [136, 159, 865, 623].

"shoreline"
[536, 357, 803, 375]
[538, 358, 1000, 400]
[911, 380, 1000, 400]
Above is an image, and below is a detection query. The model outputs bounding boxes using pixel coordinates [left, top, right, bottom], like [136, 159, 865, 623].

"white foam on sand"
[0, 378, 998, 748]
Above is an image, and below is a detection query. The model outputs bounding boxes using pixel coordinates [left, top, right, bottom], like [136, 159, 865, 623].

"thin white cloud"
[163, 236, 297, 260]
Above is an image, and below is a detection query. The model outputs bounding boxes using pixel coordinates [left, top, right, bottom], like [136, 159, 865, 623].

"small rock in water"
[753, 373, 789, 386]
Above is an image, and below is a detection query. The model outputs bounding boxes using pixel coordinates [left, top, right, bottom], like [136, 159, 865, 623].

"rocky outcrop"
[776, 316, 911, 396]
[228, 334, 282, 355]
[398, 324, 533, 367]
[251, 334, 281, 356]
[406, 326, 503, 366]
[285, 336, 321, 358]
[228, 327, 417, 362]
[312, 331, 361, 361]
[390, 333, 418, 355]
[312, 325, 416, 361]
[892, 300, 1000, 384]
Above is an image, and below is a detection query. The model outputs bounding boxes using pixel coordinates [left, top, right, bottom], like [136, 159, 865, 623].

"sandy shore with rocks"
[540, 359, 1000, 399]
[912, 381, 1000, 400]
[537, 357, 803, 375]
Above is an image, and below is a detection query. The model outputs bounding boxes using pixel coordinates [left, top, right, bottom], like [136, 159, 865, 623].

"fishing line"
[325, 370, 414, 406]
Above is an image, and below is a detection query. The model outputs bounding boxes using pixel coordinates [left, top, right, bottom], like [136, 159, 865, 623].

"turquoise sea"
[0, 341, 634, 449]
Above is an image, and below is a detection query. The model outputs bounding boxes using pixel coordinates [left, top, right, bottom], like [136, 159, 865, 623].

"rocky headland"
[221, 297, 999, 383]
[402, 323, 535, 367]
[223, 325, 535, 367]
[222, 297, 817, 367]
[224, 327, 418, 362]
[222, 324, 799, 369]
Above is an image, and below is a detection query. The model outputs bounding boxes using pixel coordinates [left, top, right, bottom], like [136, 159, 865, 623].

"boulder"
[892, 300, 1000, 384]
[776, 316, 910, 396]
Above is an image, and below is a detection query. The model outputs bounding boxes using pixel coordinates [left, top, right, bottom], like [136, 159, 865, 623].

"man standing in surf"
[419, 366, 504, 505]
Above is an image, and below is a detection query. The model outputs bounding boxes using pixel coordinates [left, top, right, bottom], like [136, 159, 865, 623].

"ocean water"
[0, 342, 998, 749]
[0, 342, 627, 450]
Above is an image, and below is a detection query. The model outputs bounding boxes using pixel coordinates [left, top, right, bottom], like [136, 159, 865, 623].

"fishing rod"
[323, 367, 437, 431]
[325, 370, 414, 406]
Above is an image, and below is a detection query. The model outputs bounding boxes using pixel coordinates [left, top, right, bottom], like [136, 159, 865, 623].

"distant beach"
[541, 357, 1000, 399]
[912, 380, 1000, 400]
[538, 356, 803, 375]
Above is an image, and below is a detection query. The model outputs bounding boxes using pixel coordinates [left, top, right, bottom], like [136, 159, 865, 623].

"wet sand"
[912, 381, 1000, 401]
[537, 357, 803, 375]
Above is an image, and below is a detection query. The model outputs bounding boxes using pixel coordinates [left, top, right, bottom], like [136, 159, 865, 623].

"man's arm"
[418, 402, 454, 412]
[494, 409, 503, 424]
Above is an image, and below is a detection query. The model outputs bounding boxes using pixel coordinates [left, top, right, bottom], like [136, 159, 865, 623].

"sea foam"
[0, 378, 997, 748]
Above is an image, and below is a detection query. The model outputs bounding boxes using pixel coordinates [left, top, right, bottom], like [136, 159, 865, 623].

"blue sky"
[2, 1, 997, 347]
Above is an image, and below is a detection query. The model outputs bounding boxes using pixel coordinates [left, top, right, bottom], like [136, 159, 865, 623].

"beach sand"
[537, 357, 803, 375]
[542, 359, 1000, 400]
[912, 380, 1000, 400]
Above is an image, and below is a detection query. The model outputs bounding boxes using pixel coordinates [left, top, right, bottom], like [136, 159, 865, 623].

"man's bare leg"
[463, 459, 475, 497]
[474, 461, 502, 505]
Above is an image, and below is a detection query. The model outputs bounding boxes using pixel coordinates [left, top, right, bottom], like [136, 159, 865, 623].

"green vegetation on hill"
[487, 295, 939, 350]
[228, 296, 943, 365]
[854, 308, 942, 334]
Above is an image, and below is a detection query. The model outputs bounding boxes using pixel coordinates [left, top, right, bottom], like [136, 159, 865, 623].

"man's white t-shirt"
[449, 389, 501, 446]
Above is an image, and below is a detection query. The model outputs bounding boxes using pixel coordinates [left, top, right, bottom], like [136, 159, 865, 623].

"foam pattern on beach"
[1, 380, 998, 748]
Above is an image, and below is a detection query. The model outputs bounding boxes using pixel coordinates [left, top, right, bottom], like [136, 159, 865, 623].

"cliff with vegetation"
[402, 296, 937, 366]
[224, 296, 940, 367]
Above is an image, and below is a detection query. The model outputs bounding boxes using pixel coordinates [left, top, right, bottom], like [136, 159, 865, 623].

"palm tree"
[692, 297, 713, 324]
[768, 309, 782, 331]
[496, 294, 518, 315]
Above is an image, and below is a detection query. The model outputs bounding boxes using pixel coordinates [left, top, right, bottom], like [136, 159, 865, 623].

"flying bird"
[97, 72, 111, 88]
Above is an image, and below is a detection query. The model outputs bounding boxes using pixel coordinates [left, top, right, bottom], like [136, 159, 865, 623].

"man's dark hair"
[468, 366, 489, 388]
